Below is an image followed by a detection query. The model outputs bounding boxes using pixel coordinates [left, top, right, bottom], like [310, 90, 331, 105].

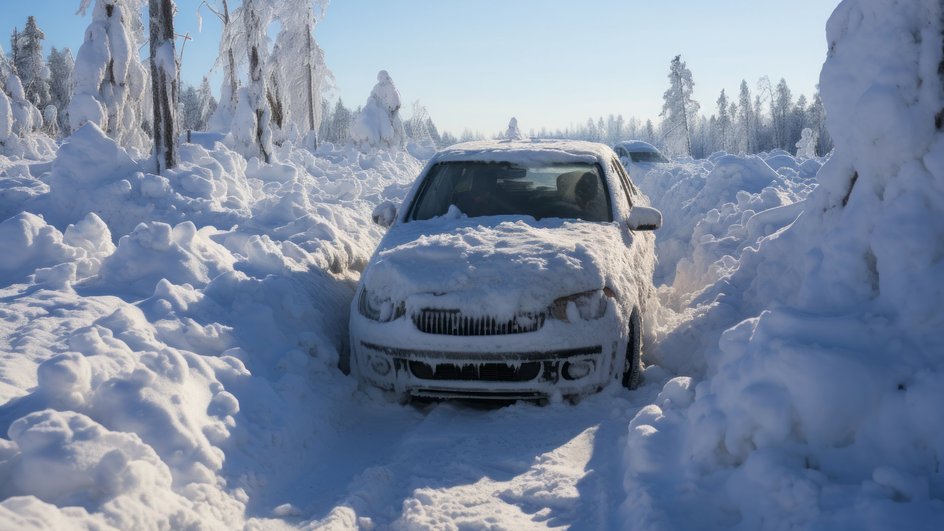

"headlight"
[550, 289, 612, 322]
[358, 288, 405, 322]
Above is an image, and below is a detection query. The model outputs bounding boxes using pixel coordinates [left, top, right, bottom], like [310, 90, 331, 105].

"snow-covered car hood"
[360, 215, 639, 318]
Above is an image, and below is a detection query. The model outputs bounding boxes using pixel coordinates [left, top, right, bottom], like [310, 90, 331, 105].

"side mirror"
[372, 201, 398, 228]
[626, 206, 662, 231]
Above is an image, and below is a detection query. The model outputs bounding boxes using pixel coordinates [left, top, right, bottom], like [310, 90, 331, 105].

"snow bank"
[0, 115, 423, 528]
[623, 0, 944, 528]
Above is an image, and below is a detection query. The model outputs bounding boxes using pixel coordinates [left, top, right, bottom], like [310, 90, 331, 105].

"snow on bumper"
[349, 311, 625, 399]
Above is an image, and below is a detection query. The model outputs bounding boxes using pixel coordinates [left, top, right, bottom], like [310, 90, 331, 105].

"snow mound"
[623, 0, 944, 528]
[0, 115, 423, 527]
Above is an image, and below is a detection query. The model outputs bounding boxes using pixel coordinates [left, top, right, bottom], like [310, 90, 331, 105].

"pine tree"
[196, 77, 216, 131]
[330, 98, 351, 143]
[807, 91, 832, 154]
[737, 80, 754, 153]
[660, 55, 699, 157]
[643, 119, 655, 144]
[47, 47, 74, 134]
[771, 78, 793, 151]
[11, 17, 50, 109]
[179, 83, 200, 130]
[716, 89, 732, 152]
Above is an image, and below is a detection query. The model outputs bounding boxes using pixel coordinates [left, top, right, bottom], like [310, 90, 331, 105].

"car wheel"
[621, 308, 643, 390]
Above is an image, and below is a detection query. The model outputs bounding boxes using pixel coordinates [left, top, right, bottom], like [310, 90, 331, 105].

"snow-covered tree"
[736, 80, 754, 153]
[807, 91, 832, 154]
[350, 70, 404, 149]
[11, 17, 50, 109]
[268, 0, 331, 149]
[47, 47, 74, 134]
[771, 78, 793, 150]
[405, 100, 435, 146]
[790, 94, 809, 149]
[0, 72, 11, 146]
[504, 117, 523, 140]
[202, 0, 238, 132]
[753, 92, 770, 152]
[661, 55, 699, 157]
[715, 89, 732, 152]
[229, 0, 274, 161]
[196, 77, 216, 131]
[70, 0, 150, 152]
[643, 119, 655, 145]
[328, 98, 352, 143]
[42, 105, 58, 137]
[426, 116, 441, 147]
[1, 53, 43, 136]
[179, 84, 199, 130]
[795, 127, 818, 158]
[149, 0, 177, 173]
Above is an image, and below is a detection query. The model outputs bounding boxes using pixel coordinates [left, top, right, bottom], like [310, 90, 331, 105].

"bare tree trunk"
[245, 0, 270, 163]
[304, 8, 317, 148]
[674, 65, 692, 157]
[221, 0, 237, 105]
[150, 0, 178, 173]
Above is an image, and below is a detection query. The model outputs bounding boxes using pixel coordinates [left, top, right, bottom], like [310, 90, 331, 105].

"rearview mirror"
[372, 201, 398, 228]
[626, 206, 662, 231]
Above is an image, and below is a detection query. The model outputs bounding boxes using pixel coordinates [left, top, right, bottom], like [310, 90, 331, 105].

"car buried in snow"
[613, 140, 670, 164]
[347, 139, 662, 401]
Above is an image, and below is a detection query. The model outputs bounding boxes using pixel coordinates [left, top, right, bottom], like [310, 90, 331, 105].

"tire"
[621, 308, 643, 390]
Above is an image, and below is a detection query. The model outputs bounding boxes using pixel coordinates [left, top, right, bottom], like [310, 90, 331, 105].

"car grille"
[412, 310, 545, 336]
[408, 361, 542, 382]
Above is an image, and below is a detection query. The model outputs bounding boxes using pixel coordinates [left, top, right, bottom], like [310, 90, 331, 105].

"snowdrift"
[0, 128, 422, 528]
[623, 1, 944, 529]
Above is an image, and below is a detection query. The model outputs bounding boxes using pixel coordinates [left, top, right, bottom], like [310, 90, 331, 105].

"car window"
[629, 151, 669, 163]
[611, 158, 638, 207]
[408, 161, 612, 222]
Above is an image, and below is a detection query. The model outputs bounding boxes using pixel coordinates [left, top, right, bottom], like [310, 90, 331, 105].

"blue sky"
[2, 0, 839, 135]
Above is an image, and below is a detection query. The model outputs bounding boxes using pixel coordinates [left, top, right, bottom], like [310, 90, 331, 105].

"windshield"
[629, 151, 669, 163]
[408, 161, 611, 222]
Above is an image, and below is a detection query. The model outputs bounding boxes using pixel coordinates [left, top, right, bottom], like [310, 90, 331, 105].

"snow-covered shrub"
[4, 73, 42, 136]
[350, 70, 404, 149]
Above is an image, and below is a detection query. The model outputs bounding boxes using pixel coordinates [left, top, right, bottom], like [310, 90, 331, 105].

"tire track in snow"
[292, 378, 664, 530]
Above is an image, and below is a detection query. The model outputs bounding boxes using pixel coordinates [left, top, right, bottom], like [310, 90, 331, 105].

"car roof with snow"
[613, 140, 661, 153]
[431, 139, 617, 165]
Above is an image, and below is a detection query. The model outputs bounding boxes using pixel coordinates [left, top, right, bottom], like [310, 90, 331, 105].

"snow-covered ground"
[1, 0, 943, 529]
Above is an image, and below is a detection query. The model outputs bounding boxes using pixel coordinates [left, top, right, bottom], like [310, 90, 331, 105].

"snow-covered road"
[276, 383, 662, 530]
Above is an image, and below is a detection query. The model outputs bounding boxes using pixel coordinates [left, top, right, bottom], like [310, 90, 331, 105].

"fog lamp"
[562, 359, 594, 380]
[370, 356, 392, 376]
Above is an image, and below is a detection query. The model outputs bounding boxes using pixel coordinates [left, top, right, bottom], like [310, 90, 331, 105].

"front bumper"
[350, 311, 625, 399]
